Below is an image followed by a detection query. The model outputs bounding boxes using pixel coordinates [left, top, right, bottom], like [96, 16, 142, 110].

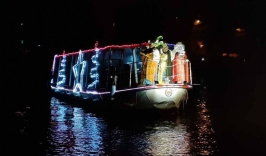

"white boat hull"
[51, 85, 190, 110]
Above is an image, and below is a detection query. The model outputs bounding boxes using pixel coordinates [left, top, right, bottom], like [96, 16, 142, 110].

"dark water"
[5, 78, 266, 155]
[5, 84, 220, 156]
[4, 62, 266, 155]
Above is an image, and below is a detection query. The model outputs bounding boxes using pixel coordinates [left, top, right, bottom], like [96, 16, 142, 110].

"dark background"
[3, 0, 266, 155]
[4, 0, 265, 113]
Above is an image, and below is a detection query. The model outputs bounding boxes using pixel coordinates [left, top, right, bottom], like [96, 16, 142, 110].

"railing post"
[189, 60, 192, 85]
[129, 63, 132, 88]
[133, 48, 138, 84]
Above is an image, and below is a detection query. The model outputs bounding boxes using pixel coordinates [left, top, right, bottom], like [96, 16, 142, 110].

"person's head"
[150, 42, 156, 48]
[162, 43, 169, 52]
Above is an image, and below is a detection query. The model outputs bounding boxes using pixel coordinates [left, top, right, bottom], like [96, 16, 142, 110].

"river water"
[4, 72, 266, 155]
[5, 83, 219, 156]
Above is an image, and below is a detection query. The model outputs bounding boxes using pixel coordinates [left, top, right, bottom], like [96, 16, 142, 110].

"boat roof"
[55, 42, 177, 58]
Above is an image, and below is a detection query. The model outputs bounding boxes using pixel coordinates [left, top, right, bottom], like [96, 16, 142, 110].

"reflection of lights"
[195, 86, 217, 155]
[222, 53, 227, 57]
[48, 90, 218, 155]
[49, 97, 104, 155]
[72, 107, 104, 153]
[49, 98, 74, 155]
[146, 123, 191, 155]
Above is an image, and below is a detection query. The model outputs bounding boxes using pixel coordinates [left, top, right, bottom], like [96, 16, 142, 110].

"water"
[5, 73, 266, 155]
[5, 83, 221, 156]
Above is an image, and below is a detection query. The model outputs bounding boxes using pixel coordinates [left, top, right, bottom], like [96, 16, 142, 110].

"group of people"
[139, 36, 189, 86]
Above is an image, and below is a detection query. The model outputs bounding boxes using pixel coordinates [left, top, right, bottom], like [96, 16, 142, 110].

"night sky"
[10, 0, 264, 54]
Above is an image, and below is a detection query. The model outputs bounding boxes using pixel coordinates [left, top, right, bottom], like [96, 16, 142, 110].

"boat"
[50, 37, 193, 110]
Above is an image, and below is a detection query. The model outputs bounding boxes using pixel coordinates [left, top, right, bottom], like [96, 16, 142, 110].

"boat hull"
[51, 85, 190, 110]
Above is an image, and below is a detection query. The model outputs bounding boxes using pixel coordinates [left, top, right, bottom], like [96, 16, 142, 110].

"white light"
[73, 50, 87, 92]
[38, 45, 41, 47]
[87, 49, 100, 89]
[57, 56, 67, 87]
[21, 23, 23, 25]
[202, 58, 204, 61]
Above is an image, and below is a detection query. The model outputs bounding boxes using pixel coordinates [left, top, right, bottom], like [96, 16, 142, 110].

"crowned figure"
[172, 42, 190, 83]
[157, 43, 173, 84]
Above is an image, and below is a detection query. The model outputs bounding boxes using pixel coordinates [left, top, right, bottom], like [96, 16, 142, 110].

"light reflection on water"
[44, 85, 218, 155]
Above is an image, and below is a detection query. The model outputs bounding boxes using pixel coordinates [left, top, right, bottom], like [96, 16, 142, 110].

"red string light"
[56, 42, 149, 57]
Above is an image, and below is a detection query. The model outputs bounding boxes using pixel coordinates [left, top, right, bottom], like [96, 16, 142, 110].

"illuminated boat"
[50, 41, 193, 110]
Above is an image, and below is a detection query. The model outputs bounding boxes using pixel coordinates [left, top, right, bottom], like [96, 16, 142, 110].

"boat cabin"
[50, 42, 192, 92]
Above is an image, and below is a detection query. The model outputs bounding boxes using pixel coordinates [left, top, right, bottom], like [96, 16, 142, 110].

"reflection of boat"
[50, 41, 193, 110]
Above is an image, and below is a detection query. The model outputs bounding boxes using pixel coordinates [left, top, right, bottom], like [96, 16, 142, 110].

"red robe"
[172, 54, 190, 83]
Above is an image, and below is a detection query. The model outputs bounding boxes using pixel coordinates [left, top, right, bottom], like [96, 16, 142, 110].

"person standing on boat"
[140, 36, 163, 85]
[172, 42, 188, 83]
[158, 43, 173, 84]
[139, 40, 155, 86]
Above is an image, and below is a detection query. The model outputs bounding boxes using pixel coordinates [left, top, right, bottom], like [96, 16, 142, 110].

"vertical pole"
[51, 55, 57, 75]
[119, 49, 124, 88]
[69, 55, 74, 86]
[101, 49, 106, 88]
[132, 48, 138, 84]
[106, 49, 112, 88]
[85, 57, 89, 90]
[189, 60, 192, 85]
[56, 57, 62, 86]
[129, 64, 132, 88]
[51, 54, 57, 85]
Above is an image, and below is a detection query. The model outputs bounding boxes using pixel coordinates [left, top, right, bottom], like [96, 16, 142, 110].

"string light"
[51, 55, 57, 74]
[87, 41, 100, 89]
[50, 55, 58, 84]
[73, 50, 87, 92]
[52, 42, 190, 89]
[55, 43, 150, 57]
[51, 84, 192, 95]
[56, 55, 67, 87]
[55, 43, 177, 57]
